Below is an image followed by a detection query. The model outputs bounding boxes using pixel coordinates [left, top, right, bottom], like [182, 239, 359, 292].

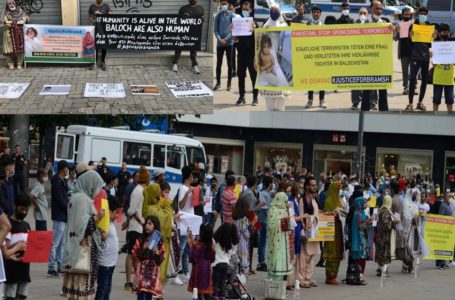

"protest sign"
[130, 85, 160, 95]
[0, 83, 30, 99]
[423, 214, 455, 260]
[97, 199, 110, 233]
[24, 25, 95, 64]
[255, 23, 393, 91]
[22, 231, 53, 263]
[95, 15, 203, 51]
[432, 41, 455, 64]
[399, 21, 412, 38]
[178, 211, 203, 235]
[411, 24, 435, 43]
[308, 215, 335, 242]
[192, 185, 201, 207]
[84, 83, 126, 98]
[203, 196, 212, 213]
[39, 85, 71, 96]
[232, 17, 254, 36]
[166, 80, 213, 98]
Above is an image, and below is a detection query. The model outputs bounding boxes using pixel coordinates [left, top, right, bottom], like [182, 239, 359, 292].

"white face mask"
[342, 9, 349, 16]
[359, 15, 367, 22]
[43, 176, 49, 183]
[372, 14, 382, 20]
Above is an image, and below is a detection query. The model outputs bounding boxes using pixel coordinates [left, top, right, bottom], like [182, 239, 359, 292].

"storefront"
[375, 148, 433, 180]
[313, 144, 364, 177]
[195, 137, 244, 179]
[444, 151, 455, 192]
[254, 142, 303, 175]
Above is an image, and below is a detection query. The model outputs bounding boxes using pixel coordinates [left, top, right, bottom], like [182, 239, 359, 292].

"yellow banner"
[423, 214, 455, 260]
[97, 199, 110, 233]
[308, 215, 335, 242]
[411, 24, 435, 43]
[255, 23, 393, 91]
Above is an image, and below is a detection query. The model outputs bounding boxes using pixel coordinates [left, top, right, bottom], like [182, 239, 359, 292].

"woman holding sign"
[2, 0, 29, 69]
[62, 170, 106, 300]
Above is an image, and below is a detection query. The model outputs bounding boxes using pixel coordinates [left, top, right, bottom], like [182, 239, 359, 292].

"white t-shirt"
[31, 181, 47, 221]
[212, 242, 236, 267]
[178, 185, 194, 215]
[99, 222, 119, 267]
[127, 184, 145, 233]
[418, 202, 430, 214]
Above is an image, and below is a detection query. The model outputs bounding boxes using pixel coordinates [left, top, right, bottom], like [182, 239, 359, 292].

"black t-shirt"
[410, 21, 432, 62]
[13, 154, 26, 172]
[5, 218, 31, 283]
[178, 4, 204, 18]
[88, 2, 112, 18]
[117, 170, 132, 190]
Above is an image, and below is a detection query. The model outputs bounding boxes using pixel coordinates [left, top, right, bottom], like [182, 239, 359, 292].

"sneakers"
[192, 65, 200, 74]
[450, 261, 455, 267]
[351, 104, 359, 110]
[232, 71, 237, 78]
[319, 100, 327, 108]
[172, 64, 178, 73]
[236, 96, 246, 105]
[213, 83, 221, 91]
[57, 270, 64, 277]
[124, 282, 134, 291]
[305, 100, 313, 109]
[256, 263, 268, 272]
[98, 62, 107, 71]
[172, 276, 184, 286]
[416, 102, 426, 111]
[252, 97, 258, 106]
[47, 270, 59, 278]
[181, 273, 190, 283]
[227, 82, 231, 91]
[370, 104, 378, 110]
[402, 87, 408, 95]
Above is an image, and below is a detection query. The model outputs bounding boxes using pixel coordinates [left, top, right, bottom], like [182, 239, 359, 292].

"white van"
[254, 0, 298, 24]
[54, 125, 207, 195]
[426, 0, 455, 33]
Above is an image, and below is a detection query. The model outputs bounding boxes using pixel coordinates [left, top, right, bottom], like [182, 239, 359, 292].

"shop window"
[153, 144, 165, 168]
[254, 143, 302, 175]
[123, 141, 151, 166]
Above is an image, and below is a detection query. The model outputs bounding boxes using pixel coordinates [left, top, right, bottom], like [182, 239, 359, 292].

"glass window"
[91, 139, 121, 164]
[56, 134, 74, 160]
[254, 143, 302, 175]
[186, 147, 206, 166]
[427, 0, 451, 11]
[204, 144, 244, 175]
[313, 148, 357, 177]
[166, 145, 185, 169]
[445, 156, 455, 192]
[123, 141, 151, 166]
[153, 144, 165, 168]
[349, 0, 368, 3]
[376, 150, 432, 180]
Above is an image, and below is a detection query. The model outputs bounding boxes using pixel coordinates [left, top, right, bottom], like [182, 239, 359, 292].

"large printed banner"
[308, 215, 335, 242]
[423, 214, 455, 260]
[24, 25, 96, 63]
[255, 23, 393, 91]
[95, 15, 203, 51]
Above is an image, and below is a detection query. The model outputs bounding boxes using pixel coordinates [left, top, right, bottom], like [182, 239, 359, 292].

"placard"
[399, 21, 412, 38]
[255, 23, 393, 91]
[192, 185, 201, 207]
[84, 83, 126, 98]
[432, 41, 455, 65]
[411, 24, 435, 43]
[423, 214, 455, 260]
[308, 215, 335, 242]
[22, 231, 53, 263]
[232, 17, 254, 36]
[95, 14, 203, 51]
[130, 85, 160, 95]
[166, 80, 213, 98]
[97, 199, 110, 233]
[24, 25, 95, 64]
[39, 85, 71, 95]
[203, 196, 212, 213]
[178, 211, 203, 235]
[0, 83, 30, 99]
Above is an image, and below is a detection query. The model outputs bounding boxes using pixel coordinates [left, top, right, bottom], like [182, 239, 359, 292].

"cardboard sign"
[411, 24, 434, 43]
[84, 83, 126, 98]
[39, 85, 71, 95]
[130, 85, 160, 95]
[232, 17, 254, 36]
[0, 83, 30, 99]
[432, 41, 455, 64]
[192, 185, 201, 207]
[166, 80, 213, 98]
[22, 231, 53, 263]
[399, 21, 412, 38]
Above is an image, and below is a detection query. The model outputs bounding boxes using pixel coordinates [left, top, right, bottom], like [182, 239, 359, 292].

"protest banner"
[24, 25, 95, 65]
[0, 83, 30, 99]
[255, 23, 393, 91]
[97, 199, 110, 233]
[95, 15, 203, 51]
[22, 231, 53, 263]
[39, 85, 71, 96]
[232, 17, 254, 36]
[166, 80, 213, 98]
[308, 215, 335, 242]
[423, 214, 455, 260]
[411, 24, 435, 43]
[432, 41, 455, 65]
[84, 83, 126, 98]
[130, 85, 160, 95]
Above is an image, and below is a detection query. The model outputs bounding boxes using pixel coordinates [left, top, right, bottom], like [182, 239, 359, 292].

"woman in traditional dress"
[375, 195, 397, 277]
[233, 194, 252, 274]
[323, 182, 345, 285]
[348, 197, 369, 283]
[266, 181, 293, 282]
[2, 0, 28, 69]
[62, 170, 106, 300]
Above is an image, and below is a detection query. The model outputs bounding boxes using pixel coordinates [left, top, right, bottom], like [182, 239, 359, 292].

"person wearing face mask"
[234, 1, 258, 106]
[47, 160, 69, 278]
[395, 7, 414, 96]
[29, 168, 48, 231]
[336, 2, 354, 25]
[406, 6, 433, 111]
[214, 0, 235, 91]
[432, 23, 454, 112]
[309, 6, 322, 26]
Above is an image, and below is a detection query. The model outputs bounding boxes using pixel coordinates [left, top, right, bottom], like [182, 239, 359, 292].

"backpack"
[345, 264, 363, 285]
[173, 188, 180, 214]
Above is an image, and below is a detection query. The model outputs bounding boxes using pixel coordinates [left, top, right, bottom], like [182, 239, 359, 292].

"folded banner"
[95, 14, 203, 51]
[22, 231, 53, 263]
[24, 25, 95, 64]
[255, 23, 393, 91]
[423, 214, 455, 260]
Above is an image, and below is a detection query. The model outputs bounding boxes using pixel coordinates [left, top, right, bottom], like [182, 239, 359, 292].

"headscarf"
[381, 195, 393, 215]
[350, 197, 367, 259]
[324, 182, 343, 212]
[1, 0, 26, 22]
[142, 183, 160, 219]
[62, 170, 104, 272]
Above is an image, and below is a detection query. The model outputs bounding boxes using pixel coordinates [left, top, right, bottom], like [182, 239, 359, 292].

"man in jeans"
[214, 0, 234, 91]
[47, 160, 69, 277]
[172, 0, 205, 74]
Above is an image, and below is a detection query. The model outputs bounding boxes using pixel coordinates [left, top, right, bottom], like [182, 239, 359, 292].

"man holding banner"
[88, 0, 112, 71]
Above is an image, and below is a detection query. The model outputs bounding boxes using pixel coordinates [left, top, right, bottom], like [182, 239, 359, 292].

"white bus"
[54, 125, 207, 195]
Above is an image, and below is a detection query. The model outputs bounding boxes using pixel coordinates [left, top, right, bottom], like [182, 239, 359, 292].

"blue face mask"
[221, 5, 228, 11]
[242, 10, 250, 17]
[270, 12, 280, 21]
[418, 15, 427, 23]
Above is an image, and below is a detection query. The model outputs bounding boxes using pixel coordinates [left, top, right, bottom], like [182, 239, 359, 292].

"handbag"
[72, 244, 91, 274]
[264, 278, 286, 300]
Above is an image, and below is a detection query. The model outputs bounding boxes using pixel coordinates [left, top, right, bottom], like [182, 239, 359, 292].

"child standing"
[212, 223, 239, 300]
[133, 215, 165, 300]
[95, 195, 122, 300]
[187, 223, 215, 300]
[4, 193, 32, 300]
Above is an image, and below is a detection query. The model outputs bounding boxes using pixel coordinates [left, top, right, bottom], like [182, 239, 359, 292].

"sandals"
[309, 280, 318, 287]
[286, 285, 294, 291]
[405, 104, 413, 111]
[416, 102, 426, 111]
